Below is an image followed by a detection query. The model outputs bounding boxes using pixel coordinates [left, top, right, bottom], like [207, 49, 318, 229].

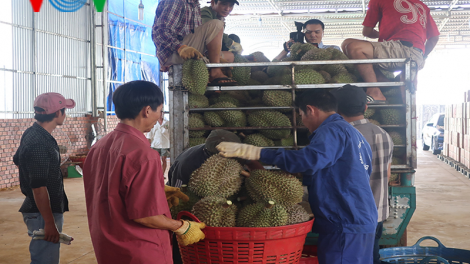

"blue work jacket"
[260, 114, 378, 234]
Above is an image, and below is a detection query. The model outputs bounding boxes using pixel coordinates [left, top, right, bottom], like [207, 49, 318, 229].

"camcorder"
[289, 21, 305, 44]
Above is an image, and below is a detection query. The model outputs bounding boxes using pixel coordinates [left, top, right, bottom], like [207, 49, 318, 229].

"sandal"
[208, 77, 238, 86]
[366, 95, 388, 105]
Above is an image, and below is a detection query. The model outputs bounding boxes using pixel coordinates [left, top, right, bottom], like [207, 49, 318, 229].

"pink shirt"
[83, 123, 172, 264]
[363, 0, 439, 52]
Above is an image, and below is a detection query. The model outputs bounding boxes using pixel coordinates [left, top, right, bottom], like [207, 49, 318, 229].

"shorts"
[153, 148, 170, 157]
[164, 20, 224, 67]
[371, 40, 424, 73]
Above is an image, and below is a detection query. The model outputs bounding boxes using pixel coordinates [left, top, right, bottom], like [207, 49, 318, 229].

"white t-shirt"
[147, 119, 170, 149]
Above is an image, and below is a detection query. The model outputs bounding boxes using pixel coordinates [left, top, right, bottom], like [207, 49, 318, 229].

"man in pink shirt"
[341, 0, 440, 104]
[83, 81, 205, 264]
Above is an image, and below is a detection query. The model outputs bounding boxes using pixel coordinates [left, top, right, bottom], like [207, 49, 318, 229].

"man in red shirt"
[83, 81, 205, 264]
[341, 0, 440, 104]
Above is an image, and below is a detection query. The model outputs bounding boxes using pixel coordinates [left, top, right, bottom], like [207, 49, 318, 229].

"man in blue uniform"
[217, 89, 378, 264]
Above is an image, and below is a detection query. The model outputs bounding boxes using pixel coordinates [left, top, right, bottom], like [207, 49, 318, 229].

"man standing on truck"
[341, 0, 440, 104]
[200, 0, 242, 63]
[217, 89, 378, 264]
[274, 19, 341, 61]
[331, 85, 394, 264]
[152, 0, 240, 86]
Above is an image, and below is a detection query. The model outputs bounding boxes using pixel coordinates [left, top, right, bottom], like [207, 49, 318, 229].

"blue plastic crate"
[380, 236, 470, 264]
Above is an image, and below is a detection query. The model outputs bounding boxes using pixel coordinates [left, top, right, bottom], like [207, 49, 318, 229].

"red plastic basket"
[177, 211, 314, 264]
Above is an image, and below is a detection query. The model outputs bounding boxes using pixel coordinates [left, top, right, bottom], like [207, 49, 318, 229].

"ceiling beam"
[264, 0, 292, 32]
[438, 0, 460, 31]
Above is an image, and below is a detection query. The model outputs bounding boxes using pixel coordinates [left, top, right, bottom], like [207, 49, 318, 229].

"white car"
[422, 113, 444, 155]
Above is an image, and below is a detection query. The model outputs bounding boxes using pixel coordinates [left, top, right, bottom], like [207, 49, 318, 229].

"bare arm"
[362, 26, 379, 39]
[424, 36, 439, 58]
[387, 162, 391, 180]
[32, 187, 60, 243]
[273, 50, 288, 61]
[134, 215, 183, 231]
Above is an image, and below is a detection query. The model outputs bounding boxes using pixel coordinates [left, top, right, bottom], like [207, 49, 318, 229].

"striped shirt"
[152, 0, 202, 64]
[350, 119, 394, 222]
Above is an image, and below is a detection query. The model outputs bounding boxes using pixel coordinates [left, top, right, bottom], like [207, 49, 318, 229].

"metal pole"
[32, 11, 36, 118]
[102, 2, 109, 132]
[90, 2, 98, 116]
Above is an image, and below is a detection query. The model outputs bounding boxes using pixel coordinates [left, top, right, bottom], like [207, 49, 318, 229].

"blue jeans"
[22, 213, 64, 264]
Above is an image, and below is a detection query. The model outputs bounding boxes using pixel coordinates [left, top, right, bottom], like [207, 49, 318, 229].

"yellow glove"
[165, 186, 189, 208]
[216, 142, 262, 160]
[174, 220, 206, 246]
[177, 45, 203, 60]
[229, 41, 243, 54]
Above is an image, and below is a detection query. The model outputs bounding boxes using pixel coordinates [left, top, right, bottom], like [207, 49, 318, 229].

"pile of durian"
[171, 155, 311, 228]
[183, 50, 407, 165]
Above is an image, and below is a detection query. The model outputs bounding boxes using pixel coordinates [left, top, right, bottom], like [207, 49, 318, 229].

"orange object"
[177, 211, 314, 264]
[69, 155, 87, 164]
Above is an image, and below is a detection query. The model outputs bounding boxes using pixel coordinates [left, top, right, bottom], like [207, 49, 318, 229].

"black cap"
[207, 0, 239, 5]
[205, 129, 241, 154]
[330, 85, 367, 116]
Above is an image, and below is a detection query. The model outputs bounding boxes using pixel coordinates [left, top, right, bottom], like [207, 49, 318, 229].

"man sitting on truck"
[152, 0, 240, 86]
[274, 19, 341, 61]
[200, 0, 242, 63]
[341, 0, 440, 104]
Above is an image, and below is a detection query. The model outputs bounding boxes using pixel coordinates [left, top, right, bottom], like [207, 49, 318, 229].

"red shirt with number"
[363, 0, 440, 52]
[83, 123, 172, 264]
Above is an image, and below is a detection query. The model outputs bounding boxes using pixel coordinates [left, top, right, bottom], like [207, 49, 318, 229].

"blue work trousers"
[317, 232, 375, 264]
[22, 212, 64, 264]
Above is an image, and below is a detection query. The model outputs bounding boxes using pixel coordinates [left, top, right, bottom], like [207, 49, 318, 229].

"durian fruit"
[262, 90, 292, 110]
[189, 137, 206, 147]
[189, 155, 243, 198]
[330, 72, 357, 83]
[390, 173, 400, 183]
[210, 93, 240, 106]
[388, 131, 404, 145]
[188, 94, 209, 109]
[290, 43, 317, 60]
[182, 59, 209, 95]
[364, 108, 376, 119]
[285, 204, 311, 225]
[232, 54, 251, 85]
[322, 64, 348, 77]
[380, 109, 405, 125]
[243, 133, 275, 147]
[383, 88, 402, 104]
[267, 59, 289, 77]
[318, 70, 331, 83]
[191, 196, 237, 227]
[247, 110, 291, 139]
[170, 185, 201, 219]
[301, 48, 333, 61]
[211, 102, 246, 127]
[246, 79, 262, 86]
[189, 113, 205, 138]
[274, 135, 294, 146]
[204, 111, 225, 127]
[250, 51, 270, 72]
[281, 69, 326, 85]
[246, 170, 303, 206]
[251, 71, 269, 84]
[368, 119, 381, 126]
[392, 157, 404, 165]
[237, 201, 288, 227]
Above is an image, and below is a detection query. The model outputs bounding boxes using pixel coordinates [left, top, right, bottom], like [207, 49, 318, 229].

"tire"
[422, 135, 430, 151]
[431, 137, 441, 155]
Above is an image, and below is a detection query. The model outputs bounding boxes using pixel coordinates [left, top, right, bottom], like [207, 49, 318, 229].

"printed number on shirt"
[394, 0, 427, 28]
[358, 140, 370, 171]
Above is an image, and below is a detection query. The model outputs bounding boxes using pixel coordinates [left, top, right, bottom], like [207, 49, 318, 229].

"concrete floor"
[1, 152, 469, 263]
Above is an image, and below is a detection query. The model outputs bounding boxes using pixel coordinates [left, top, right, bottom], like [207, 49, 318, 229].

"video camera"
[289, 21, 305, 44]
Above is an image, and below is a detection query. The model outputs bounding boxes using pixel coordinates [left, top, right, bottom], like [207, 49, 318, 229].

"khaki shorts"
[371, 40, 424, 72]
[152, 148, 170, 157]
[164, 20, 224, 67]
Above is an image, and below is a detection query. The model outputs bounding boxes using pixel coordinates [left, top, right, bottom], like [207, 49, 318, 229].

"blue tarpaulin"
[106, 0, 161, 112]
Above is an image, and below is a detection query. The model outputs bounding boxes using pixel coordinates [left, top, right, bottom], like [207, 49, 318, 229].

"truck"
[168, 57, 418, 247]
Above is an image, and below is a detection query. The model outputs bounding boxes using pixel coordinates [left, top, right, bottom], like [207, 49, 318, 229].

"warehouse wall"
[0, 116, 120, 189]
